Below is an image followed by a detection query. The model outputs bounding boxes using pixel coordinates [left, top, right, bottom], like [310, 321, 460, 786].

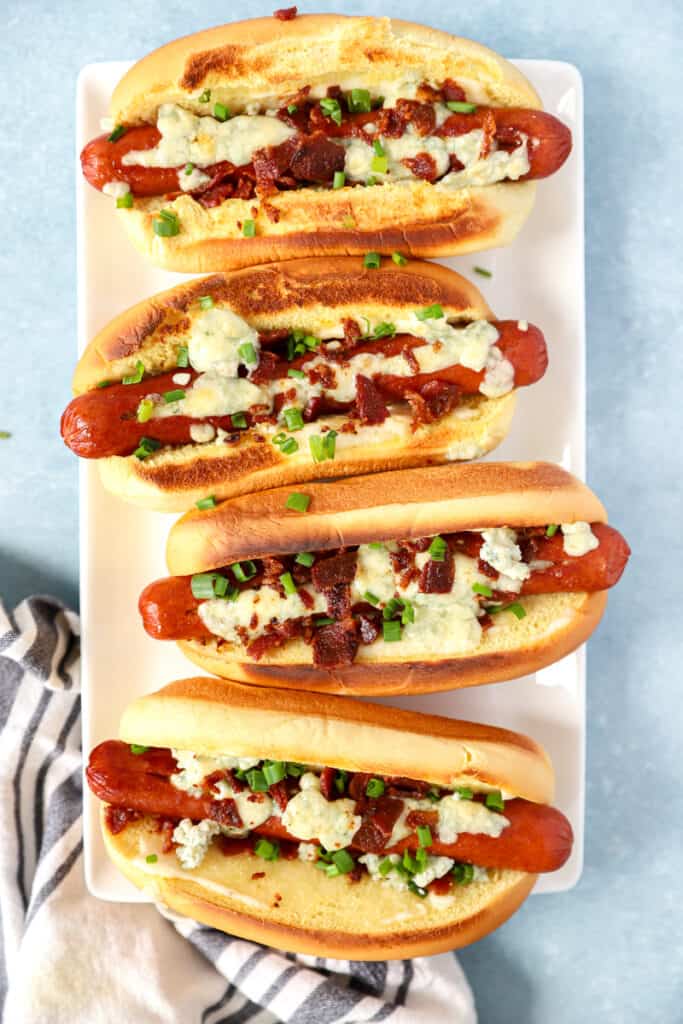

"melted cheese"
[170, 749, 261, 796]
[437, 794, 509, 844]
[561, 522, 599, 557]
[480, 528, 531, 593]
[172, 819, 221, 869]
[198, 585, 326, 645]
[281, 773, 361, 851]
[122, 104, 296, 169]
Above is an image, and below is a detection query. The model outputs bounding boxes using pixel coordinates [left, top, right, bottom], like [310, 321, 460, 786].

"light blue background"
[1, 2, 681, 1020]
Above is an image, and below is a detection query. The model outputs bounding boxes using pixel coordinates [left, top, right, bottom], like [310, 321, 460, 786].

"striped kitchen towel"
[0, 596, 476, 1024]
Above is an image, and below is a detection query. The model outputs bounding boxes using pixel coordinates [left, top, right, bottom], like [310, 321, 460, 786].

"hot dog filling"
[139, 522, 631, 669]
[89, 741, 572, 898]
[82, 77, 571, 216]
[61, 305, 548, 461]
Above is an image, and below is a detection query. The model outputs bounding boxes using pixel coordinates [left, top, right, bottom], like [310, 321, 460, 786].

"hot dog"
[82, 14, 572, 271]
[88, 676, 573, 958]
[61, 259, 546, 512]
[148, 462, 629, 695]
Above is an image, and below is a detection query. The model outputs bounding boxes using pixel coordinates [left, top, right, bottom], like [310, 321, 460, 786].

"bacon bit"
[405, 808, 438, 830]
[384, 776, 434, 799]
[402, 346, 420, 373]
[205, 769, 226, 792]
[225, 768, 246, 793]
[290, 135, 345, 183]
[451, 532, 483, 559]
[104, 806, 141, 835]
[449, 153, 465, 172]
[269, 781, 290, 812]
[261, 556, 287, 589]
[478, 109, 497, 159]
[479, 612, 494, 632]
[249, 613, 259, 630]
[209, 798, 243, 830]
[246, 618, 310, 659]
[319, 767, 337, 800]
[273, 5, 297, 19]
[442, 78, 467, 103]
[402, 153, 438, 181]
[354, 797, 404, 853]
[340, 421, 357, 434]
[218, 835, 253, 857]
[307, 363, 337, 389]
[160, 819, 177, 854]
[325, 582, 351, 620]
[406, 381, 460, 428]
[258, 327, 290, 346]
[354, 607, 381, 645]
[348, 772, 372, 801]
[342, 317, 362, 347]
[478, 557, 498, 580]
[416, 82, 443, 104]
[252, 871, 267, 880]
[326, 84, 344, 101]
[312, 620, 359, 669]
[299, 587, 314, 610]
[355, 374, 388, 424]
[312, 550, 358, 590]
[395, 99, 436, 137]
[420, 548, 455, 594]
[429, 874, 453, 895]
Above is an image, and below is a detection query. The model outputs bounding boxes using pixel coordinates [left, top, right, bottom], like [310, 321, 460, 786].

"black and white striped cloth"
[0, 596, 476, 1024]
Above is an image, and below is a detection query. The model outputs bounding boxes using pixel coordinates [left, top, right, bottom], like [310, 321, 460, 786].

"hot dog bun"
[106, 15, 541, 271]
[164, 462, 611, 694]
[100, 677, 551, 958]
[71, 259, 522, 512]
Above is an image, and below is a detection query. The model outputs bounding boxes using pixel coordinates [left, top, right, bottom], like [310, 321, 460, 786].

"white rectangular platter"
[78, 60, 585, 900]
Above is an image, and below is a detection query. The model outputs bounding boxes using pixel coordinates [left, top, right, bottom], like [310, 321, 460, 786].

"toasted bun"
[165, 462, 609, 695]
[73, 259, 521, 512]
[103, 810, 535, 959]
[118, 677, 555, 801]
[167, 462, 607, 571]
[107, 16, 541, 271]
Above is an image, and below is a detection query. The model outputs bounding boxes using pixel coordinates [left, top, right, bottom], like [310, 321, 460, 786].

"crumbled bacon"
[160, 819, 177, 854]
[354, 797, 405, 853]
[312, 620, 359, 668]
[405, 808, 439, 830]
[273, 5, 297, 19]
[319, 767, 337, 800]
[258, 328, 291, 346]
[312, 550, 358, 589]
[260, 556, 287, 589]
[356, 374, 388, 424]
[442, 78, 467, 102]
[342, 317, 362, 347]
[209, 798, 244, 830]
[402, 153, 439, 182]
[249, 350, 281, 385]
[326, 582, 352, 621]
[246, 618, 309, 659]
[420, 548, 454, 594]
[449, 154, 465, 172]
[269, 781, 289, 812]
[104, 806, 141, 835]
[384, 776, 434, 799]
[299, 587, 315, 610]
[402, 346, 420, 373]
[395, 99, 436, 137]
[289, 134, 345, 182]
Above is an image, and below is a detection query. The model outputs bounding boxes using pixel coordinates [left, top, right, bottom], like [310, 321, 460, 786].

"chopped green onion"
[391, 252, 407, 266]
[242, 219, 256, 237]
[331, 850, 355, 874]
[279, 437, 299, 455]
[122, 360, 145, 385]
[365, 778, 385, 798]
[365, 175, 377, 186]
[427, 788, 441, 803]
[163, 389, 185, 403]
[334, 770, 348, 794]
[96, 380, 112, 388]
[368, 541, 385, 550]
[286, 763, 304, 777]
[116, 192, 134, 209]
[428, 535, 448, 561]
[383, 620, 402, 642]
[372, 139, 386, 157]
[446, 101, 477, 114]
[184, 162, 195, 175]
[473, 266, 492, 278]
[371, 154, 388, 174]
[198, 89, 211, 103]
[368, 322, 396, 339]
[288, 368, 305, 379]
[283, 407, 304, 432]
[295, 551, 315, 567]
[401, 600, 415, 625]
[146, 853, 158, 863]
[322, 863, 341, 877]
[309, 431, 337, 463]
[231, 413, 247, 429]
[133, 437, 161, 460]
[136, 399, 154, 423]
[363, 252, 381, 269]
[320, 97, 342, 125]
[190, 573, 223, 599]
[254, 838, 279, 860]
[333, 170, 346, 189]
[263, 761, 286, 785]
[287, 103, 298, 114]
[107, 125, 126, 143]
[196, 496, 216, 510]
[546, 523, 559, 537]
[383, 597, 403, 621]
[130, 744, 148, 755]
[176, 346, 189, 368]
[213, 575, 232, 599]
[378, 857, 394, 876]
[363, 591, 380, 606]
[485, 790, 505, 811]
[238, 342, 257, 364]
[489, 601, 526, 620]
[416, 846, 428, 869]
[279, 571, 297, 595]
[472, 582, 493, 597]
[347, 88, 372, 113]
[231, 561, 257, 583]
[246, 769, 269, 792]
[402, 850, 419, 874]
[198, 295, 214, 309]
[153, 210, 180, 237]
[417, 825, 432, 848]
[315, 617, 335, 627]
[408, 880, 428, 898]
[303, 335, 320, 350]
[285, 492, 310, 512]
[213, 102, 230, 121]
[453, 862, 475, 884]
[415, 304, 444, 321]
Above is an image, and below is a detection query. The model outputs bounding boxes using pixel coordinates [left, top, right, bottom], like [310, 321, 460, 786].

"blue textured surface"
[1, 2, 680, 1020]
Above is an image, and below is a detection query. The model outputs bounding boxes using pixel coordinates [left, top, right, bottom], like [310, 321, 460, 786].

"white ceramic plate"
[78, 60, 585, 900]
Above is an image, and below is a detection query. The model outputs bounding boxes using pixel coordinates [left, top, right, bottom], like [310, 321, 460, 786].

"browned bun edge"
[73, 257, 493, 392]
[119, 675, 555, 802]
[102, 810, 536, 959]
[166, 461, 608, 573]
[177, 590, 607, 701]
